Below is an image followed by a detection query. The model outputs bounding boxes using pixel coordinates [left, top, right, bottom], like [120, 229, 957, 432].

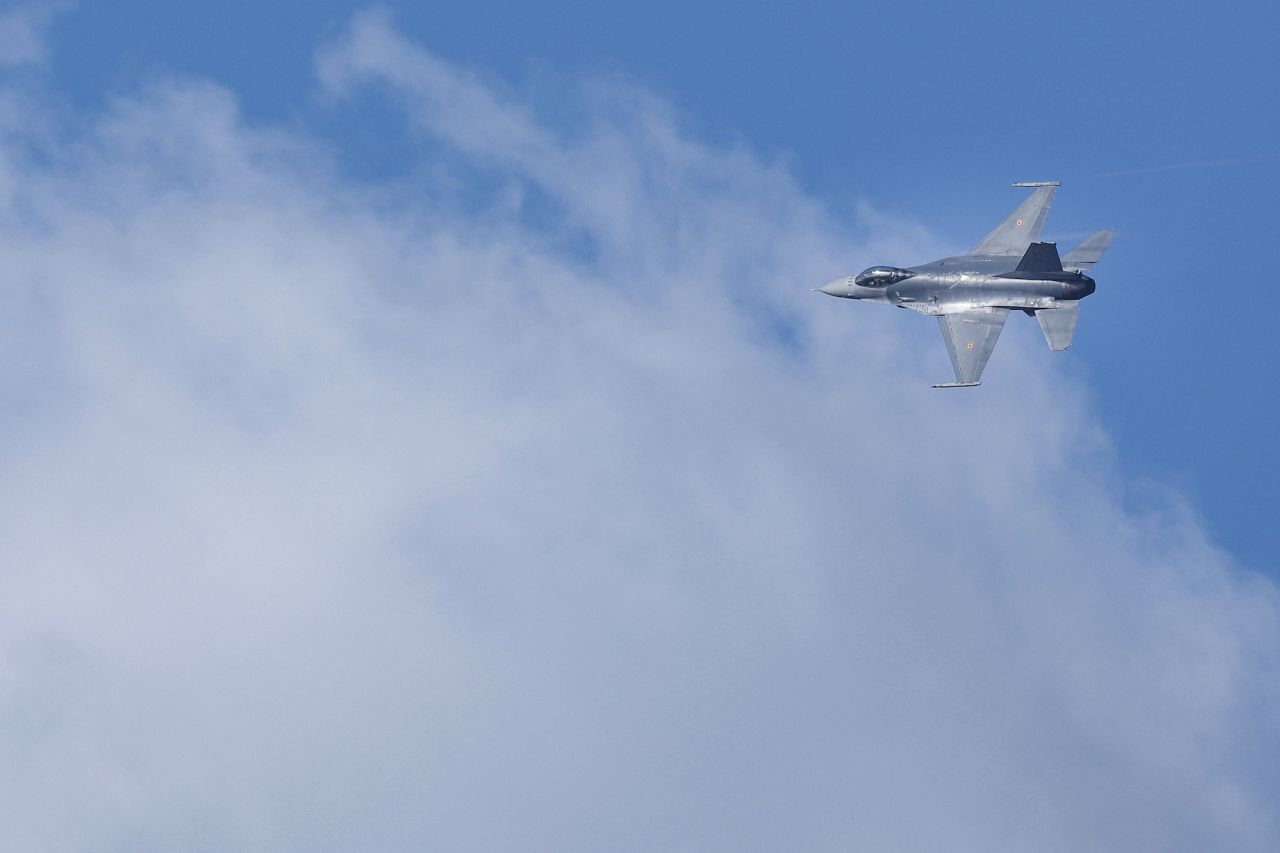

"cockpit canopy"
[855, 266, 915, 287]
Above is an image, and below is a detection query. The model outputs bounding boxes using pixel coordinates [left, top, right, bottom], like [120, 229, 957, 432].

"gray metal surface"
[1061, 229, 1116, 272]
[817, 182, 1112, 386]
[1036, 303, 1080, 351]
[970, 183, 1058, 256]
[938, 309, 1009, 385]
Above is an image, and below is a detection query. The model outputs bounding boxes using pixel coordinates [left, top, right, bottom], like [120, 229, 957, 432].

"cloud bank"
[0, 1, 67, 67]
[0, 10, 1276, 852]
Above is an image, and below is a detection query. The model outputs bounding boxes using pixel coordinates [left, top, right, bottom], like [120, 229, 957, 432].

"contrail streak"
[1083, 154, 1280, 179]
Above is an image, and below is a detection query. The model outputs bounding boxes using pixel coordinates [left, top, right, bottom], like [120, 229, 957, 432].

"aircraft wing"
[970, 183, 1059, 257]
[934, 308, 1009, 387]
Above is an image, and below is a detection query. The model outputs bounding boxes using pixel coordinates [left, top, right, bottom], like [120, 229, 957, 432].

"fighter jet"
[817, 182, 1113, 387]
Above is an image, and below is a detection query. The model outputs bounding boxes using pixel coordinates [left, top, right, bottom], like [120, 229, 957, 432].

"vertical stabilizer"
[1015, 242, 1063, 273]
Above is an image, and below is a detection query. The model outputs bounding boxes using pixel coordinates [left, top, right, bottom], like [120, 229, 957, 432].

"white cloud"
[0, 1, 68, 67]
[0, 10, 1276, 852]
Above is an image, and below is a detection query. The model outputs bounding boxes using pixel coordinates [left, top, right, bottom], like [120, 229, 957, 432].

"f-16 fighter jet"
[818, 182, 1113, 387]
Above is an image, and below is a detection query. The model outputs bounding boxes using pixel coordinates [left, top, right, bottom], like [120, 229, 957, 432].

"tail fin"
[1036, 303, 1080, 351]
[1015, 241, 1063, 273]
[1061, 229, 1115, 272]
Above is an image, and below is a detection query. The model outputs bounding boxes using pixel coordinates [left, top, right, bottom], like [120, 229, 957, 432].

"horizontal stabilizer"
[1036, 304, 1080, 350]
[1015, 241, 1063, 273]
[1061, 229, 1115, 272]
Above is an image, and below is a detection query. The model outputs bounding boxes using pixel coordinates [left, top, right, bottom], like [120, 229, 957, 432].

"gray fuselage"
[820, 254, 1095, 316]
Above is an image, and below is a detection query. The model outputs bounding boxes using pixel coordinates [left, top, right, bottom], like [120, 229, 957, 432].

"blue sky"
[3, 3, 1280, 850]
[45, 0, 1280, 569]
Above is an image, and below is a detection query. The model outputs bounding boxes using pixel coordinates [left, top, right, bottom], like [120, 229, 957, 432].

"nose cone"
[818, 277, 850, 297]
